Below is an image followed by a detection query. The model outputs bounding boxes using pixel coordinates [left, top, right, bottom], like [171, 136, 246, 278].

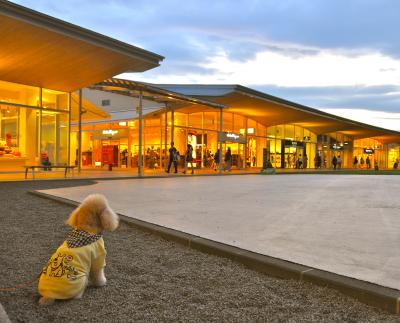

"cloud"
[252, 85, 400, 112]
[10, 0, 400, 119]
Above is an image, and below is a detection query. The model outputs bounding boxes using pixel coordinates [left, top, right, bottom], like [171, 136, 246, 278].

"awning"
[92, 78, 226, 112]
[70, 92, 110, 121]
[0, 1, 164, 92]
[155, 84, 400, 144]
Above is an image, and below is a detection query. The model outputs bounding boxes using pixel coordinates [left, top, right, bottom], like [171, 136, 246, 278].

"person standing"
[297, 154, 303, 169]
[214, 149, 220, 171]
[224, 147, 232, 171]
[366, 156, 371, 169]
[332, 155, 337, 170]
[182, 144, 194, 174]
[166, 141, 178, 174]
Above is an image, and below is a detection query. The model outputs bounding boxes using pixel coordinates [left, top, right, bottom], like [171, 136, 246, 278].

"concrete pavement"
[38, 175, 400, 291]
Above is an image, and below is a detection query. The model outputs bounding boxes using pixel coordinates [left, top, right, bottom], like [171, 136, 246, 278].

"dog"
[38, 194, 119, 306]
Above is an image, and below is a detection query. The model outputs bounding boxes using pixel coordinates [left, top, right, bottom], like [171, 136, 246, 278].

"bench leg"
[25, 168, 28, 179]
[65, 168, 68, 178]
[32, 169, 35, 180]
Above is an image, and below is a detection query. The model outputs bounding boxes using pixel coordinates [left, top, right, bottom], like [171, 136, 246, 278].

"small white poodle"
[38, 194, 119, 306]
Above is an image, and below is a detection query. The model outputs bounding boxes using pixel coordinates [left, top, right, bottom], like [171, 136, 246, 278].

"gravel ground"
[1, 180, 400, 323]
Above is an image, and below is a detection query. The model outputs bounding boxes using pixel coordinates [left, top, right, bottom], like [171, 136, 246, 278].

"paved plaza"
[40, 174, 400, 291]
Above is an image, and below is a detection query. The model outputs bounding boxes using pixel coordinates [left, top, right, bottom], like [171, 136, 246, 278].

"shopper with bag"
[166, 142, 178, 174]
[182, 144, 194, 174]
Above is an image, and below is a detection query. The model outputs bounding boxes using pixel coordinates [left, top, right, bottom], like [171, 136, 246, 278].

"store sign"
[92, 129, 129, 140]
[364, 148, 375, 154]
[284, 140, 304, 148]
[219, 132, 246, 144]
[330, 144, 343, 151]
[102, 129, 119, 136]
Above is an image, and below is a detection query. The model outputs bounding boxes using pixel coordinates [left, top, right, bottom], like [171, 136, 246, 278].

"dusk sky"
[12, 0, 400, 130]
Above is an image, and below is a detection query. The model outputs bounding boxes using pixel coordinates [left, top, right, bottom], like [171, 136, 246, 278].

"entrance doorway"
[223, 142, 245, 169]
[284, 146, 304, 168]
[101, 140, 119, 167]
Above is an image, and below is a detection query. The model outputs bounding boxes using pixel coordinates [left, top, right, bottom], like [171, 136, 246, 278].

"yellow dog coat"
[38, 229, 106, 299]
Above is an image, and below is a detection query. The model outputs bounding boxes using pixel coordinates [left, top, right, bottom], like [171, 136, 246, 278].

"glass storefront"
[75, 110, 324, 172]
[0, 80, 70, 171]
[353, 138, 386, 169]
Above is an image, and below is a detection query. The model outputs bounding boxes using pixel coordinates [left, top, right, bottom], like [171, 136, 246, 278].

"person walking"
[166, 141, 178, 174]
[366, 156, 371, 169]
[214, 149, 220, 171]
[224, 147, 232, 171]
[182, 144, 194, 174]
[303, 153, 308, 169]
[337, 155, 342, 169]
[360, 156, 365, 168]
[353, 156, 358, 168]
[332, 155, 337, 170]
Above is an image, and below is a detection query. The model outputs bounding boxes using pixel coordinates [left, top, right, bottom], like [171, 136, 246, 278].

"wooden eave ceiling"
[209, 92, 400, 143]
[0, 12, 163, 92]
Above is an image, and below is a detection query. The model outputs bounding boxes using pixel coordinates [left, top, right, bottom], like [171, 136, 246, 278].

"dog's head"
[67, 194, 119, 234]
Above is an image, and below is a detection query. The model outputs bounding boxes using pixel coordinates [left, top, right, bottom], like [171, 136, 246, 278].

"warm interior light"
[119, 121, 127, 126]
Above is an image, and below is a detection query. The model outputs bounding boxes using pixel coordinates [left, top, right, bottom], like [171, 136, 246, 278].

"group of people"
[331, 155, 343, 170]
[166, 142, 234, 174]
[287, 153, 308, 169]
[353, 155, 377, 169]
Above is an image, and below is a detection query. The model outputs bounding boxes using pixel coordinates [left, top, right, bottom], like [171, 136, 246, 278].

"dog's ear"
[100, 206, 119, 231]
[67, 206, 81, 228]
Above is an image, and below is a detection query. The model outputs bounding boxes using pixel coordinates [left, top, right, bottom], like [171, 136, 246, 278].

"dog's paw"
[39, 297, 55, 306]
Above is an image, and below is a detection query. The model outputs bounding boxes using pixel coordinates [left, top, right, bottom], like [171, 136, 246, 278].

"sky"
[11, 0, 400, 130]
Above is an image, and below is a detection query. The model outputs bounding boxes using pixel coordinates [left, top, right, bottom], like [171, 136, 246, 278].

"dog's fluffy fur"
[38, 194, 119, 305]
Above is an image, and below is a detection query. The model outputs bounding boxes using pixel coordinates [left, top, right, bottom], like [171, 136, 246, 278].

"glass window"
[233, 114, 246, 133]
[0, 105, 19, 147]
[276, 125, 284, 139]
[42, 88, 69, 110]
[247, 118, 257, 136]
[257, 123, 267, 137]
[267, 126, 276, 138]
[188, 112, 203, 128]
[174, 112, 187, 127]
[222, 112, 233, 132]
[203, 112, 218, 130]
[0, 80, 40, 107]
[294, 126, 303, 141]
[41, 111, 69, 165]
[285, 125, 294, 140]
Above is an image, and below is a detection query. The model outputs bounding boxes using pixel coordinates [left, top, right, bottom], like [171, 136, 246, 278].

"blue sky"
[11, 0, 400, 130]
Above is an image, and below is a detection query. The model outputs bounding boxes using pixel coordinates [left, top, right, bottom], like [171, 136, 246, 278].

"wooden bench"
[24, 165, 76, 179]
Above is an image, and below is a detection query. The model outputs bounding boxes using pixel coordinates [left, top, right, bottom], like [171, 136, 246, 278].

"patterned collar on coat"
[66, 229, 102, 248]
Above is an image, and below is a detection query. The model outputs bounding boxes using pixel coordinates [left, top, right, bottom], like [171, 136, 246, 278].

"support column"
[138, 91, 143, 177]
[171, 109, 175, 144]
[164, 104, 168, 170]
[39, 87, 43, 163]
[244, 117, 248, 169]
[201, 112, 204, 168]
[78, 89, 82, 173]
[67, 93, 71, 167]
[219, 107, 223, 175]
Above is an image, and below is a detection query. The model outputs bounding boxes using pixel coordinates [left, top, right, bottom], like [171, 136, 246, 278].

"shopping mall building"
[1, 1, 400, 176]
